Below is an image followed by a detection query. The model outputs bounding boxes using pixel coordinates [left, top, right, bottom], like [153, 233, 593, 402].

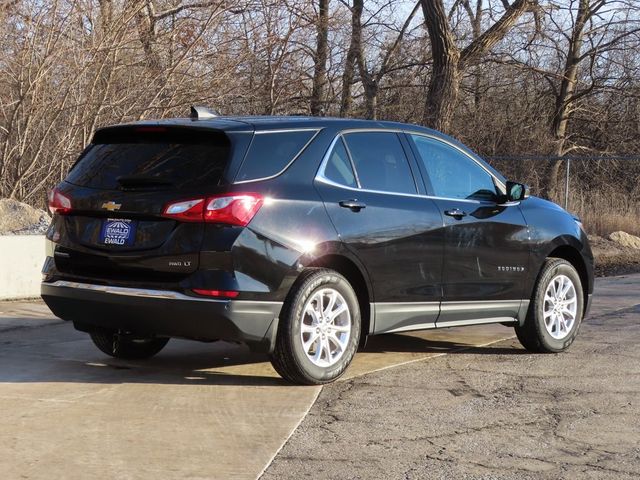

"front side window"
[410, 135, 497, 201]
[236, 130, 317, 182]
[342, 132, 416, 194]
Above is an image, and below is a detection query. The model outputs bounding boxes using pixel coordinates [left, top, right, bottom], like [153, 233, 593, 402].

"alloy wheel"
[543, 274, 578, 340]
[300, 288, 352, 367]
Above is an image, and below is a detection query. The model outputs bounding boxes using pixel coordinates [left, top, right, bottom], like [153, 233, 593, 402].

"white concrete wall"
[0, 235, 46, 300]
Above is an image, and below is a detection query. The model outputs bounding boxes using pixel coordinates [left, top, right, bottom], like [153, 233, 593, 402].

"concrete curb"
[0, 235, 45, 300]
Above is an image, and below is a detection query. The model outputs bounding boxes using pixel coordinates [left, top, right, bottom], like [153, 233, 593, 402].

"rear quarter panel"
[227, 127, 365, 301]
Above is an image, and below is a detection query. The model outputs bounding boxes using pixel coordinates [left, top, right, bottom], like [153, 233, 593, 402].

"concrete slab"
[0, 299, 62, 331]
[0, 327, 319, 480]
[0, 235, 46, 300]
[0, 274, 637, 480]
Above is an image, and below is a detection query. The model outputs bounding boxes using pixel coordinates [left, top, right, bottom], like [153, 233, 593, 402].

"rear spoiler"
[92, 125, 228, 145]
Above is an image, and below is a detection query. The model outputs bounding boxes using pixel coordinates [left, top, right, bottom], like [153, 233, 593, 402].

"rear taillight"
[162, 198, 204, 222]
[204, 193, 263, 226]
[163, 193, 263, 226]
[48, 188, 72, 215]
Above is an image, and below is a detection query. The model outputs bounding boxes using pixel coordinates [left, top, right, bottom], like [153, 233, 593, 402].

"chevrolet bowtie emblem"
[101, 201, 122, 211]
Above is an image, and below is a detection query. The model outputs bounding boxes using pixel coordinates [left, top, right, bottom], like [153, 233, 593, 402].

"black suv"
[42, 107, 594, 385]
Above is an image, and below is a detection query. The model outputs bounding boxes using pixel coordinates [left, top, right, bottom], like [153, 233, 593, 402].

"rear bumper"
[41, 281, 282, 352]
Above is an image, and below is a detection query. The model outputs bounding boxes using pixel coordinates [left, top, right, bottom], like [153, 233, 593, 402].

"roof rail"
[190, 105, 218, 120]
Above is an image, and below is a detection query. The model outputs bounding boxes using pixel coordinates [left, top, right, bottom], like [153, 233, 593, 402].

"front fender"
[520, 197, 594, 298]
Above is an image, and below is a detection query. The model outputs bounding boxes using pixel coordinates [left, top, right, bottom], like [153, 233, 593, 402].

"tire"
[515, 258, 584, 353]
[89, 330, 170, 360]
[270, 268, 361, 385]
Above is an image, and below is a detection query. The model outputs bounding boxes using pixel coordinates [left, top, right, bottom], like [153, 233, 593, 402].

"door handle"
[444, 208, 467, 219]
[339, 199, 366, 212]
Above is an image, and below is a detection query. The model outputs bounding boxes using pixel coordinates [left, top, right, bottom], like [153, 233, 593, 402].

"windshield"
[66, 128, 231, 191]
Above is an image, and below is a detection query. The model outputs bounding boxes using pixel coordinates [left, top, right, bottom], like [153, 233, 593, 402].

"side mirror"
[506, 181, 530, 202]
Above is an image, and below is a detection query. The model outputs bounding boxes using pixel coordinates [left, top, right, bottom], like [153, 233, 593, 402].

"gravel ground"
[263, 305, 640, 480]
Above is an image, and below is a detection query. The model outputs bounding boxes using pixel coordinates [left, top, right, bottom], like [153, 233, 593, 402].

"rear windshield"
[66, 127, 230, 190]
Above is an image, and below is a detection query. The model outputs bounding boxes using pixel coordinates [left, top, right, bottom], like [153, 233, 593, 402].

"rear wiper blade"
[116, 175, 173, 188]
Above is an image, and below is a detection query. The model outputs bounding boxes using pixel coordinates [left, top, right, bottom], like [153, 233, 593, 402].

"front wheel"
[89, 330, 170, 360]
[270, 268, 361, 385]
[515, 258, 584, 353]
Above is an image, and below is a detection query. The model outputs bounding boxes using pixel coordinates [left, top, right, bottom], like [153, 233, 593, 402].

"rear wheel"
[89, 330, 170, 360]
[515, 258, 584, 353]
[270, 268, 361, 385]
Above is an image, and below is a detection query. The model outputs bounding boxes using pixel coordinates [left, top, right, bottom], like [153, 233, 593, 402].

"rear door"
[53, 126, 245, 282]
[407, 133, 530, 326]
[315, 130, 444, 334]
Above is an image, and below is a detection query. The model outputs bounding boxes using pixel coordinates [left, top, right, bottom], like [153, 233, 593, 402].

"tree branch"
[459, 0, 537, 68]
[377, 1, 420, 81]
[152, 1, 230, 21]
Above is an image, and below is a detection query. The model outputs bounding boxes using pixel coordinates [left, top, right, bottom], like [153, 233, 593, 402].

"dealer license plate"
[99, 218, 137, 246]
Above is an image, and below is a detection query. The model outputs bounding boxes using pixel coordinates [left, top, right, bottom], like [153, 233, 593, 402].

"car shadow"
[0, 329, 525, 388]
[0, 335, 289, 387]
[362, 332, 527, 356]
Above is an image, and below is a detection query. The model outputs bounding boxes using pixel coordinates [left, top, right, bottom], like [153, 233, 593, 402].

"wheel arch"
[307, 253, 373, 348]
[547, 245, 590, 314]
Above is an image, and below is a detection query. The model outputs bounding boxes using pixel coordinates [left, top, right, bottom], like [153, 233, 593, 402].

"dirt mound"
[608, 231, 640, 249]
[0, 199, 50, 235]
[589, 235, 640, 277]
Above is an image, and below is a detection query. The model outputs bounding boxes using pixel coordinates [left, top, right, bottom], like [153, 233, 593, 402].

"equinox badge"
[101, 201, 121, 211]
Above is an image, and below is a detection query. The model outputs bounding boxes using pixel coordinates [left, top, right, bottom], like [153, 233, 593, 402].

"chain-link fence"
[485, 156, 640, 237]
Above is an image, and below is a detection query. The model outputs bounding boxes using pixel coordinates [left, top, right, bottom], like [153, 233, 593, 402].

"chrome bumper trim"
[43, 280, 282, 305]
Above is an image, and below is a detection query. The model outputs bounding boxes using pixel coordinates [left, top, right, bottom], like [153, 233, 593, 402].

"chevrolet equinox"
[41, 107, 594, 385]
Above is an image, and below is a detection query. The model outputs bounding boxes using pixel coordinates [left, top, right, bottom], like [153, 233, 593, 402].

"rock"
[0, 199, 51, 235]
[608, 231, 640, 250]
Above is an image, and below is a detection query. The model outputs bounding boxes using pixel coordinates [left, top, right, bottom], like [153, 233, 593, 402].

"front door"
[406, 133, 530, 326]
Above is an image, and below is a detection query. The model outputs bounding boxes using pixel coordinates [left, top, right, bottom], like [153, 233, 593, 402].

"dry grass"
[565, 190, 640, 237]
[490, 157, 640, 238]
[582, 212, 640, 237]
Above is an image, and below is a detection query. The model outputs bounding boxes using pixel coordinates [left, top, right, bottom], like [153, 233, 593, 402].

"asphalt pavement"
[263, 275, 640, 479]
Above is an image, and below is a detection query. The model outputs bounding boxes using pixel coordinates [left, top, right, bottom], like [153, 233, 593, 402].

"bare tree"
[543, 0, 640, 194]
[339, 0, 363, 116]
[310, 0, 329, 115]
[420, 0, 539, 132]
[1, 0, 640, 224]
[339, 0, 421, 120]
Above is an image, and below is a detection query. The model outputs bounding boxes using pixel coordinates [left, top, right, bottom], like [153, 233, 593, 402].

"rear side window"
[342, 132, 416, 194]
[66, 128, 230, 190]
[323, 138, 357, 188]
[235, 130, 317, 182]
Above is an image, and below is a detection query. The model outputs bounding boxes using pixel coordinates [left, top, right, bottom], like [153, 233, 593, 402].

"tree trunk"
[545, 0, 589, 197]
[352, 0, 379, 120]
[420, 0, 460, 133]
[310, 0, 329, 116]
[363, 80, 378, 120]
[469, 0, 483, 110]
[98, 0, 113, 37]
[339, 0, 363, 117]
[136, 3, 162, 74]
[553, 2, 588, 156]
